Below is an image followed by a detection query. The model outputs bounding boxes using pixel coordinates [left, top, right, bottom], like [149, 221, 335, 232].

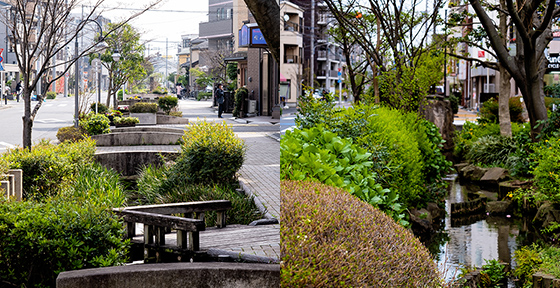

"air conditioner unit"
[248, 100, 257, 114]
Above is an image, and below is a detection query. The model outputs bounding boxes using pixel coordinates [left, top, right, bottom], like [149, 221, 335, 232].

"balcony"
[317, 50, 327, 60]
[284, 21, 302, 33]
[284, 55, 299, 64]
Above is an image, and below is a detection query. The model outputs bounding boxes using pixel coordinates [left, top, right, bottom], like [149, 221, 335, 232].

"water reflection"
[437, 176, 519, 284]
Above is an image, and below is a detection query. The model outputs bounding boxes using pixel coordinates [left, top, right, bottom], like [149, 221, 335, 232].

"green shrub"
[46, 91, 56, 99]
[169, 111, 183, 117]
[545, 97, 560, 111]
[177, 120, 245, 185]
[281, 126, 407, 225]
[197, 92, 212, 101]
[0, 198, 129, 288]
[135, 165, 262, 226]
[281, 180, 442, 287]
[545, 84, 560, 98]
[90, 102, 109, 114]
[233, 87, 248, 117]
[157, 95, 178, 114]
[449, 93, 460, 114]
[531, 137, 560, 202]
[152, 86, 167, 95]
[80, 113, 111, 135]
[56, 126, 85, 143]
[117, 89, 129, 100]
[514, 245, 542, 286]
[130, 102, 157, 113]
[1, 139, 96, 200]
[113, 116, 139, 125]
[478, 259, 508, 287]
[538, 107, 560, 140]
[295, 88, 336, 129]
[479, 96, 524, 124]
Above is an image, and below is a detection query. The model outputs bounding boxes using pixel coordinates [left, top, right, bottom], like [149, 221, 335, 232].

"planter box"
[115, 123, 136, 128]
[130, 113, 157, 125]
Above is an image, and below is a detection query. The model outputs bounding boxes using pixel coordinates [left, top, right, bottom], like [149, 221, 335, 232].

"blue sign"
[251, 28, 267, 46]
[337, 79, 341, 83]
[337, 71, 342, 77]
[239, 25, 249, 47]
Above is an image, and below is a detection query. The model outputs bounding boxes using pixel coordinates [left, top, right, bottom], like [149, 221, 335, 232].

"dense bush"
[545, 97, 560, 111]
[537, 107, 560, 140]
[449, 93, 460, 114]
[479, 96, 524, 124]
[113, 116, 139, 125]
[1, 139, 96, 200]
[0, 198, 129, 288]
[152, 86, 167, 95]
[531, 137, 560, 202]
[281, 126, 406, 225]
[56, 126, 85, 143]
[90, 102, 109, 114]
[514, 245, 560, 287]
[545, 84, 560, 98]
[46, 91, 56, 99]
[79, 112, 111, 135]
[135, 165, 262, 226]
[130, 102, 157, 113]
[197, 92, 212, 101]
[281, 180, 442, 287]
[295, 88, 336, 129]
[233, 87, 248, 117]
[178, 120, 245, 185]
[169, 111, 183, 117]
[157, 95, 178, 114]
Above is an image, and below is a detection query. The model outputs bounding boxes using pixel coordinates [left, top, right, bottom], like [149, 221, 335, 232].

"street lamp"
[74, 19, 105, 128]
[111, 49, 124, 104]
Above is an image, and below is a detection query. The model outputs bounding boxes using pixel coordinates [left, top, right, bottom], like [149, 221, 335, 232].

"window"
[216, 8, 220, 20]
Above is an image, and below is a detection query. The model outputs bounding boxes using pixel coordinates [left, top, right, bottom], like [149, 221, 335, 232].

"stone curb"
[239, 178, 277, 221]
[206, 248, 280, 264]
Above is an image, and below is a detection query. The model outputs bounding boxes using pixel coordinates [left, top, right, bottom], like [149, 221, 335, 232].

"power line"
[104, 7, 208, 13]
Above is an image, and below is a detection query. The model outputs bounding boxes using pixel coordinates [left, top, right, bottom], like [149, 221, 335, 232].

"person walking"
[215, 83, 225, 118]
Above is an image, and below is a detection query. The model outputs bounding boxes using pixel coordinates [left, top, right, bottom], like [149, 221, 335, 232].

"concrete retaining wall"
[95, 151, 178, 176]
[157, 114, 189, 124]
[56, 263, 280, 288]
[130, 113, 157, 125]
[92, 132, 183, 146]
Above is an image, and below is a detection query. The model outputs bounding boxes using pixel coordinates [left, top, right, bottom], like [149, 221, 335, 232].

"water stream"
[436, 175, 520, 286]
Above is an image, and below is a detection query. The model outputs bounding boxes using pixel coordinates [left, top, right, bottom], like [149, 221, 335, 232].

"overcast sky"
[100, 0, 209, 58]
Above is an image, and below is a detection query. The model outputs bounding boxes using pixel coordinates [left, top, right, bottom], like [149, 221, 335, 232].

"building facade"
[280, 1, 303, 107]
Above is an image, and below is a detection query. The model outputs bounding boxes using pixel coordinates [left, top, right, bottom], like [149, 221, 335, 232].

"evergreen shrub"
[281, 180, 441, 287]
[46, 91, 56, 99]
[56, 126, 86, 143]
[79, 113, 111, 135]
[90, 102, 109, 114]
[281, 126, 407, 225]
[0, 198, 129, 288]
[178, 120, 245, 185]
[1, 139, 96, 200]
[478, 96, 524, 124]
[531, 137, 560, 202]
[233, 87, 248, 117]
[157, 95, 178, 114]
[129, 102, 157, 113]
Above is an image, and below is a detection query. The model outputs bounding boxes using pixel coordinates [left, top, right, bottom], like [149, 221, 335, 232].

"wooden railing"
[113, 200, 232, 262]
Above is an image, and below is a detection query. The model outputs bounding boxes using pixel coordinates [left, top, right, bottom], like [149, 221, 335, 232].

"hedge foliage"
[157, 95, 178, 114]
[294, 100, 451, 209]
[179, 120, 245, 185]
[478, 96, 525, 124]
[1, 139, 96, 200]
[79, 112, 111, 136]
[56, 126, 86, 143]
[130, 102, 157, 113]
[281, 126, 407, 225]
[281, 180, 442, 287]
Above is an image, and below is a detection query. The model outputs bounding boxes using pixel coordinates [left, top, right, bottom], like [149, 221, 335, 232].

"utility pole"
[165, 38, 168, 90]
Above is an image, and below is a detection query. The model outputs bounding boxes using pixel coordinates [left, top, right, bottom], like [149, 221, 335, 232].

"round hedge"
[281, 180, 441, 287]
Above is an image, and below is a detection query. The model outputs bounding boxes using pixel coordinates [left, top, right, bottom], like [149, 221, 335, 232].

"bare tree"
[323, 0, 446, 111]
[468, 0, 560, 139]
[3, 0, 160, 149]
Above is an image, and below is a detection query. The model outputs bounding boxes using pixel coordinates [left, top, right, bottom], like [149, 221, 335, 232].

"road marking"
[58, 104, 67, 107]
[44, 104, 53, 107]
[0, 142, 15, 149]
[34, 118, 67, 124]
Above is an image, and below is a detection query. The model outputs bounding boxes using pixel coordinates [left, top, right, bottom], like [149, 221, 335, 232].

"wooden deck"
[131, 224, 280, 263]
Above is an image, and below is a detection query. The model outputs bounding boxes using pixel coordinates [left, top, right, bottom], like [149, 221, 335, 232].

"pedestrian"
[176, 82, 183, 99]
[215, 83, 225, 118]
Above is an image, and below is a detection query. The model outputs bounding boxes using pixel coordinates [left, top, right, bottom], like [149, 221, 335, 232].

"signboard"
[0, 48, 4, 71]
[554, 31, 560, 38]
[547, 53, 560, 71]
[250, 28, 267, 46]
[239, 25, 249, 47]
[478, 50, 485, 58]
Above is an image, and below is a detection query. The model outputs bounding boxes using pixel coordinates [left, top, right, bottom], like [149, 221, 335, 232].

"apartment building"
[280, 1, 303, 107]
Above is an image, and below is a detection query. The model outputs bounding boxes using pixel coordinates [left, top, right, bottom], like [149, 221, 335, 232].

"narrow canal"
[436, 175, 520, 286]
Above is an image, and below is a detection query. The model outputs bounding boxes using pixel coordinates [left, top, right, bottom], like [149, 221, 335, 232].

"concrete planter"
[130, 113, 156, 125]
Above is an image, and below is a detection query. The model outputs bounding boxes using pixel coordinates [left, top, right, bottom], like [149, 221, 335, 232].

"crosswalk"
[42, 103, 68, 107]
[280, 114, 296, 136]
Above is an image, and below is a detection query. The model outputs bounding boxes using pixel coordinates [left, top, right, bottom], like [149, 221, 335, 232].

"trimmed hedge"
[130, 102, 157, 113]
[281, 180, 442, 287]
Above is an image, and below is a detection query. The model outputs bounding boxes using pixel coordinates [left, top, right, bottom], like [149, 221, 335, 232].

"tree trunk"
[498, 66, 512, 137]
[22, 91, 33, 150]
[243, 0, 279, 63]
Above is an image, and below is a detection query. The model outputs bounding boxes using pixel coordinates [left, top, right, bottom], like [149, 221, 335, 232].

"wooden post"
[126, 222, 136, 239]
[216, 211, 227, 228]
[189, 231, 200, 251]
[155, 226, 166, 246]
[144, 224, 154, 244]
[177, 230, 188, 249]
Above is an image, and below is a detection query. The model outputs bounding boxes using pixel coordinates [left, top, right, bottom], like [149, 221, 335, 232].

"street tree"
[323, 0, 446, 111]
[447, 0, 513, 137]
[93, 22, 146, 109]
[467, 0, 560, 139]
[3, 0, 159, 149]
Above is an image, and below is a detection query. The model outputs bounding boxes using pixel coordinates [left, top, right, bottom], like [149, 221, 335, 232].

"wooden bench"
[113, 200, 232, 262]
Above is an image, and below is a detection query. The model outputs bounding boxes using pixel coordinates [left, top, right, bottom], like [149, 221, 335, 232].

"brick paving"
[97, 99, 281, 262]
